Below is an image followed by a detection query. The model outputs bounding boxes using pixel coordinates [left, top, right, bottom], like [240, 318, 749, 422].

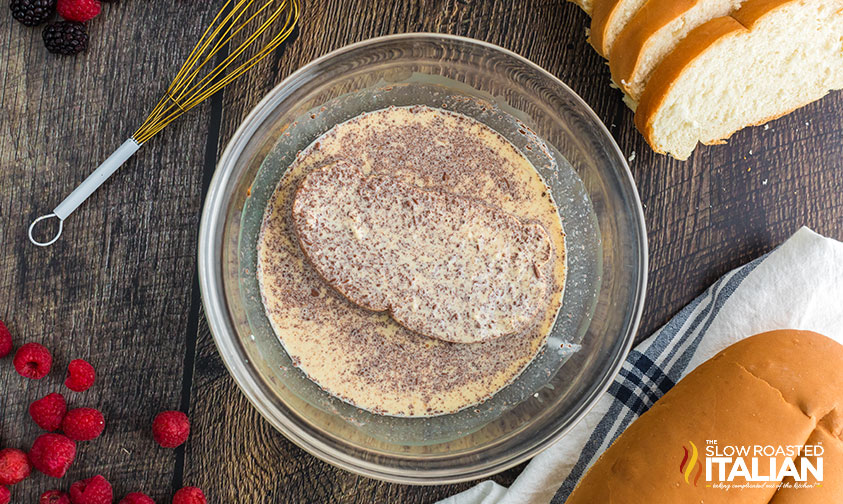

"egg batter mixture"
[257, 105, 566, 416]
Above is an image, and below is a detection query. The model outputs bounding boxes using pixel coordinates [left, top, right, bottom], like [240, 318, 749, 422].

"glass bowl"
[198, 33, 647, 484]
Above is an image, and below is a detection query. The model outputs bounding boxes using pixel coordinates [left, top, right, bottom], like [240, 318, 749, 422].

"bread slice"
[609, 0, 748, 102]
[635, 0, 843, 160]
[292, 161, 553, 344]
[590, 0, 650, 56]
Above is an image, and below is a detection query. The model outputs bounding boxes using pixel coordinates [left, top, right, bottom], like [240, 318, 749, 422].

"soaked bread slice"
[635, 0, 843, 160]
[292, 161, 553, 344]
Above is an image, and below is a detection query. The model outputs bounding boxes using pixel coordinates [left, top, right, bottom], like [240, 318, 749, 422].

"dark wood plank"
[0, 1, 219, 502]
[630, 92, 843, 337]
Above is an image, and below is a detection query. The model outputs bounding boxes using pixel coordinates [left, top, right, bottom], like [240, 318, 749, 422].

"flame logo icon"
[679, 441, 703, 486]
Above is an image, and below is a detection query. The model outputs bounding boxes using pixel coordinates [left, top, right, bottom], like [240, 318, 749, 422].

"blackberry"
[10, 0, 56, 26]
[42, 21, 88, 55]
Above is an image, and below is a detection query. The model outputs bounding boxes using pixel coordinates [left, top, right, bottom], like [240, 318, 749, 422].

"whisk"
[28, 0, 300, 246]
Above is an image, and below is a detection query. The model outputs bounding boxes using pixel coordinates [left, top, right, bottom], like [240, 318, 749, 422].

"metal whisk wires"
[28, 0, 300, 247]
[134, 0, 300, 144]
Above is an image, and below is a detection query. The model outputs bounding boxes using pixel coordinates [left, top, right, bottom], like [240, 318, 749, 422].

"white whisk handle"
[29, 138, 142, 247]
[54, 138, 142, 219]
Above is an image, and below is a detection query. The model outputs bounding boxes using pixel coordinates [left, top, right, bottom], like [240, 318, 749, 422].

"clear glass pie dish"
[198, 33, 647, 484]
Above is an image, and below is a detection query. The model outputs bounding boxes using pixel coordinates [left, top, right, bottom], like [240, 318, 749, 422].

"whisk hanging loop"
[29, 0, 300, 247]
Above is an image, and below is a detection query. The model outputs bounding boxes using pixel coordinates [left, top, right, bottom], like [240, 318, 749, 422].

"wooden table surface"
[1, 0, 841, 502]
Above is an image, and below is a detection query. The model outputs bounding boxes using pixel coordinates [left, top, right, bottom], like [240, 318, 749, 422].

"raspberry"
[0, 448, 31, 485]
[61, 408, 105, 441]
[152, 411, 190, 448]
[13, 342, 52, 379]
[0, 485, 9, 504]
[65, 359, 96, 392]
[69, 475, 112, 504]
[119, 492, 155, 504]
[42, 21, 88, 55]
[172, 487, 205, 504]
[0, 321, 12, 358]
[29, 434, 76, 478]
[41, 490, 72, 504]
[56, 0, 99, 22]
[30, 393, 68, 432]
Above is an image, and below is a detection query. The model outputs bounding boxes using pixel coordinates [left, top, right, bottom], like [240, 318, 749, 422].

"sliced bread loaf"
[590, 0, 650, 56]
[610, 0, 748, 102]
[635, 0, 843, 160]
[292, 161, 553, 344]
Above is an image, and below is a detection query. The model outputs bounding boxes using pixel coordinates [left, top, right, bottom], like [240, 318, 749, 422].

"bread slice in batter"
[292, 160, 553, 344]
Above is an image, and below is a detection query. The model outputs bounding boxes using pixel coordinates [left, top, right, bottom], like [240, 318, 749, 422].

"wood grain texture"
[1, 0, 842, 502]
[0, 1, 221, 502]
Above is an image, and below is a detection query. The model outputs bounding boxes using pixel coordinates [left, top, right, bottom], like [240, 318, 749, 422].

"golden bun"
[567, 330, 843, 504]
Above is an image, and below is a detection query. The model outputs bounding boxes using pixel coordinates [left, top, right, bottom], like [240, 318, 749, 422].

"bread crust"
[633, 0, 838, 159]
[731, 0, 806, 25]
[769, 428, 843, 502]
[633, 17, 744, 157]
[566, 330, 843, 504]
[589, 0, 623, 55]
[609, 0, 713, 98]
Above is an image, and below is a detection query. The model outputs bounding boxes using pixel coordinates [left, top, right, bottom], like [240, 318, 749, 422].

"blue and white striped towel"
[440, 227, 843, 504]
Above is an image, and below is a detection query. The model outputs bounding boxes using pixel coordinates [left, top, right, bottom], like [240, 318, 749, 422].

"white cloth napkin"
[440, 226, 843, 504]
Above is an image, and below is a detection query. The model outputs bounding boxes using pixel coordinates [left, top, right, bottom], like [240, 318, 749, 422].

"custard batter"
[257, 105, 566, 416]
